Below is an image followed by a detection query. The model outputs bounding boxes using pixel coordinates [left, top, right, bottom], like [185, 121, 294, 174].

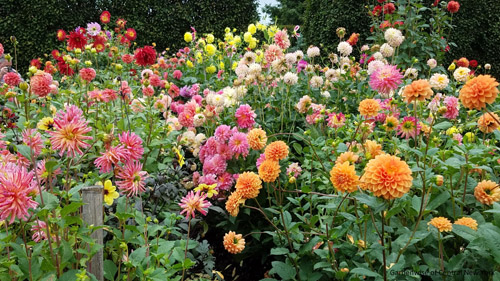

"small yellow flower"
[243, 32, 252, 43]
[448, 63, 456, 71]
[194, 183, 218, 198]
[248, 24, 257, 34]
[206, 34, 214, 44]
[97, 180, 119, 206]
[37, 117, 55, 131]
[173, 147, 185, 167]
[186, 61, 194, 68]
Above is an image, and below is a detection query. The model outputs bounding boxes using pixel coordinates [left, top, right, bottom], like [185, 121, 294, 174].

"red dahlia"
[447, 1, 460, 13]
[134, 46, 156, 66]
[100, 11, 111, 24]
[67, 31, 87, 50]
[125, 28, 137, 41]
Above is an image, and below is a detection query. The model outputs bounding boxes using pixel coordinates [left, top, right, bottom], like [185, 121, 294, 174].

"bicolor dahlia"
[459, 75, 499, 110]
[22, 129, 43, 157]
[402, 79, 433, 103]
[454, 217, 478, 231]
[119, 131, 144, 161]
[94, 145, 128, 173]
[474, 180, 500, 205]
[178, 190, 211, 220]
[428, 217, 453, 232]
[258, 160, 281, 182]
[116, 161, 148, 197]
[100, 11, 111, 24]
[429, 74, 449, 90]
[329, 162, 359, 193]
[369, 64, 403, 95]
[361, 154, 413, 200]
[358, 99, 381, 117]
[235, 104, 256, 129]
[49, 107, 92, 157]
[247, 128, 267, 150]
[442, 96, 460, 119]
[223, 231, 245, 254]
[0, 163, 39, 223]
[477, 112, 500, 133]
[397, 116, 421, 139]
[384, 115, 399, 132]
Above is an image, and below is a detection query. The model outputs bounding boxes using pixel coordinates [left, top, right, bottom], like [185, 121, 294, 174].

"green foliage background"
[0, 0, 258, 72]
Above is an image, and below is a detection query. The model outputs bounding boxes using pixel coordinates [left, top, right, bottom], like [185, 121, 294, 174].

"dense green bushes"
[0, 0, 258, 72]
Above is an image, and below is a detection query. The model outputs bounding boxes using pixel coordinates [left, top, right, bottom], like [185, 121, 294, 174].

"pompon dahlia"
[30, 71, 53, 98]
[369, 64, 403, 95]
[247, 128, 267, 150]
[474, 180, 500, 205]
[477, 112, 500, 133]
[361, 154, 413, 200]
[79, 68, 96, 82]
[228, 132, 250, 159]
[0, 163, 39, 224]
[225, 191, 245, 217]
[402, 79, 434, 103]
[134, 46, 157, 66]
[223, 231, 245, 254]
[116, 161, 148, 197]
[264, 141, 289, 162]
[329, 162, 359, 193]
[358, 99, 381, 118]
[428, 217, 453, 232]
[335, 151, 359, 165]
[235, 172, 262, 199]
[454, 217, 478, 231]
[3, 72, 21, 87]
[179, 190, 211, 220]
[459, 75, 499, 110]
[258, 160, 281, 183]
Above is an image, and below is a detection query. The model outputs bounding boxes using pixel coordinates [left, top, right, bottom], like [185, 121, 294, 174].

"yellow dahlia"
[428, 217, 453, 232]
[235, 172, 262, 199]
[454, 217, 478, 231]
[247, 128, 268, 150]
[223, 231, 245, 254]
[329, 162, 359, 193]
[459, 75, 499, 110]
[264, 141, 289, 161]
[361, 154, 413, 200]
[474, 180, 500, 205]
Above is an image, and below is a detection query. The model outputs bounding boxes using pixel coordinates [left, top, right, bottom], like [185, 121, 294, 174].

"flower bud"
[464, 132, 475, 143]
[91, 48, 97, 54]
[85, 60, 92, 66]
[448, 63, 456, 71]
[289, 176, 296, 184]
[19, 81, 28, 91]
[485, 64, 491, 70]
[4, 54, 12, 61]
[115, 64, 123, 71]
[29, 66, 38, 74]
[435, 175, 444, 186]
[74, 48, 82, 55]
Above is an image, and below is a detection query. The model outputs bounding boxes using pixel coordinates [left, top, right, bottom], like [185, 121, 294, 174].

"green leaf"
[452, 225, 477, 242]
[426, 192, 450, 210]
[351, 268, 381, 278]
[270, 247, 289, 255]
[61, 202, 84, 217]
[129, 247, 148, 267]
[104, 260, 117, 280]
[292, 142, 302, 154]
[269, 261, 296, 280]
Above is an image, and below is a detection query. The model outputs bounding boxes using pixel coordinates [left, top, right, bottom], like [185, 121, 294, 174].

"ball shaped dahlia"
[225, 191, 245, 217]
[329, 162, 359, 193]
[235, 172, 262, 199]
[30, 71, 53, 97]
[247, 128, 267, 150]
[264, 141, 289, 161]
[3, 72, 21, 86]
[358, 99, 381, 118]
[454, 217, 478, 231]
[402, 79, 434, 103]
[258, 160, 281, 183]
[459, 75, 499, 110]
[361, 154, 413, 200]
[428, 217, 453, 232]
[223, 231, 245, 254]
[477, 112, 499, 133]
[474, 180, 500, 205]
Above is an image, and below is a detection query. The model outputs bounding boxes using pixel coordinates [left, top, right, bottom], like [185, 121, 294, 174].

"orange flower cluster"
[358, 99, 381, 117]
[428, 217, 453, 232]
[329, 162, 359, 193]
[474, 180, 500, 205]
[235, 172, 262, 199]
[223, 231, 245, 254]
[247, 128, 267, 150]
[361, 154, 413, 200]
[459, 75, 499, 110]
[225, 192, 245, 217]
[454, 217, 478, 231]
[477, 112, 500, 133]
[402, 79, 434, 103]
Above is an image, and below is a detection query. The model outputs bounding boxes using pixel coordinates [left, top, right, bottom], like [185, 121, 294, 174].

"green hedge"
[0, 0, 258, 72]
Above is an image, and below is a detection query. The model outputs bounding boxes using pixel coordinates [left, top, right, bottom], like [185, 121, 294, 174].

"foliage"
[263, 0, 306, 26]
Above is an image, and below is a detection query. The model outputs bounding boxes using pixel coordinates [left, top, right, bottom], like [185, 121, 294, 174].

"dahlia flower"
[478, 112, 500, 133]
[369, 64, 403, 95]
[225, 191, 245, 217]
[330, 162, 359, 193]
[179, 190, 211, 220]
[247, 128, 267, 150]
[454, 217, 478, 231]
[223, 231, 245, 254]
[397, 116, 421, 139]
[264, 141, 289, 161]
[428, 217, 453, 232]
[235, 172, 262, 199]
[116, 161, 148, 197]
[459, 75, 499, 110]
[235, 104, 256, 129]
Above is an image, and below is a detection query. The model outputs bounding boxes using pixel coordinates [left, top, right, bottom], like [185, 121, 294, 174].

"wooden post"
[82, 185, 104, 281]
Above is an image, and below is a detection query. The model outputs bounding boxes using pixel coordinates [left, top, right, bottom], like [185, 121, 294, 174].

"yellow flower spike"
[194, 183, 218, 198]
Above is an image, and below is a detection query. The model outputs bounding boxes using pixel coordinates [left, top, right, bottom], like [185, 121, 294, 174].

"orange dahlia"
[402, 79, 434, 103]
[477, 112, 500, 133]
[459, 75, 499, 110]
[335, 151, 359, 165]
[225, 191, 246, 217]
[235, 172, 262, 199]
[384, 115, 399, 132]
[223, 231, 245, 254]
[358, 99, 381, 117]
[247, 128, 268, 150]
[264, 141, 289, 161]
[258, 160, 281, 182]
[474, 180, 500, 205]
[364, 140, 384, 160]
[361, 154, 413, 200]
[329, 162, 359, 193]
[428, 217, 453, 232]
[454, 217, 478, 231]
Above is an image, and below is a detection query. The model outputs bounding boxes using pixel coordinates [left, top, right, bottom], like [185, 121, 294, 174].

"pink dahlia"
[369, 64, 403, 95]
[397, 116, 421, 139]
[327, 112, 346, 128]
[216, 142, 233, 161]
[256, 153, 266, 169]
[264, 44, 284, 64]
[31, 219, 49, 242]
[202, 155, 227, 176]
[228, 132, 249, 159]
[49, 106, 92, 157]
[235, 104, 256, 129]
[22, 128, 43, 157]
[0, 163, 39, 223]
[173, 70, 183, 80]
[443, 96, 459, 120]
[274, 29, 291, 50]
[94, 145, 128, 173]
[36, 159, 62, 187]
[178, 190, 212, 220]
[116, 161, 148, 197]
[217, 172, 235, 191]
[119, 131, 144, 161]
[214, 125, 232, 142]
[79, 68, 96, 82]
[3, 72, 21, 86]
[30, 72, 53, 97]
[178, 111, 194, 127]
